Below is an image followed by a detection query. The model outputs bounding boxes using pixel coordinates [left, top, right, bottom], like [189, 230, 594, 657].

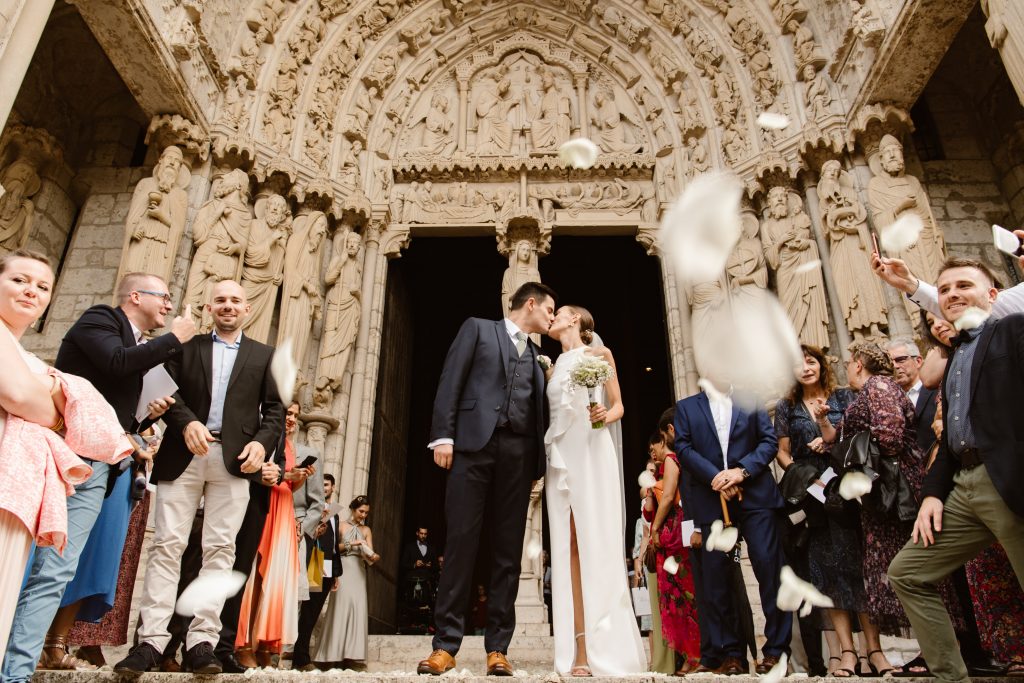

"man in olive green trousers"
[888, 259, 1024, 683]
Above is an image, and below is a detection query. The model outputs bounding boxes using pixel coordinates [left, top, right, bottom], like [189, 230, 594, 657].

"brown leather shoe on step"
[487, 651, 514, 676]
[417, 649, 456, 675]
[717, 656, 747, 675]
[756, 655, 782, 674]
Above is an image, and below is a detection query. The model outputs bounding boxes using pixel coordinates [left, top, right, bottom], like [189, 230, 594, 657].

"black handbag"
[830, 428, 879, 472]
[830, 426, 917, 522]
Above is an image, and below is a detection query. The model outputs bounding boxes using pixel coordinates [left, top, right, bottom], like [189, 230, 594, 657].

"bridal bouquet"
[568, 355, 615, 429]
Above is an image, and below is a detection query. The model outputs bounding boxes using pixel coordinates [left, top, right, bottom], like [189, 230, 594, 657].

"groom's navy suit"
[674, 392, 791, 664]
[429, 318, 548, 656]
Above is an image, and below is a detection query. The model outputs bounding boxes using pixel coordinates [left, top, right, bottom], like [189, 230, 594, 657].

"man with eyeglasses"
[885, 338, 937, 456]
[4, 272, 196, 682]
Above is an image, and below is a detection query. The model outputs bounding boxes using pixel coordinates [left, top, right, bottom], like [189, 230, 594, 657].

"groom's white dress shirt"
[706, 391, 733, 470]
[426, 318, 526, 450]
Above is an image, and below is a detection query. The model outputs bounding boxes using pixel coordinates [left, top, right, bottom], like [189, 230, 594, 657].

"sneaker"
[114, 642, 162, 674]
[184, 641, 223, 674]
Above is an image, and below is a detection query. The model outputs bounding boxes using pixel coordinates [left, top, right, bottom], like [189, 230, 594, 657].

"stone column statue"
[240, 193, 291, 343]
[313, 230, 363, 411]
[501, 239, 541, 317]
[116, 145, 190, 285]
[818, 160, 887, 339]
[761, 186, 830, 349]
[687, 277, 727, 344]
[868, 134, 945, 294]
[0, 159, 40, 254]
[277, 209, 328, 370]
[983, 0, 1024, 106]
[725, 210, 768, 307]
[184, 168, 252, 329]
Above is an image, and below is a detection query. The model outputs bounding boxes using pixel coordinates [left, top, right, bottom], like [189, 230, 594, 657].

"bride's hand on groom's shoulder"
[433, 444, 454, 470]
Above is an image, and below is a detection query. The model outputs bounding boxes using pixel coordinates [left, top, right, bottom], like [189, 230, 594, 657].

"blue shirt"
[206, 331, 241, 432]
[945, 325, 983, 455]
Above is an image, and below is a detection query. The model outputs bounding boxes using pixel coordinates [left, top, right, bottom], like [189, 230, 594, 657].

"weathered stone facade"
[3, 0, 1024, 634]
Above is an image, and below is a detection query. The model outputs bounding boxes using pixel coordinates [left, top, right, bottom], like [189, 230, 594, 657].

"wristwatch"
[740, 468, 750, 480]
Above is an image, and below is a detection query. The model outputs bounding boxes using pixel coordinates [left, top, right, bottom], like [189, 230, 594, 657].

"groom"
[418, 282, 556, 676]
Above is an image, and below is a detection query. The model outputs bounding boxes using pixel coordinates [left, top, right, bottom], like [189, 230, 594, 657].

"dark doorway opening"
[379, 233, 672, 631]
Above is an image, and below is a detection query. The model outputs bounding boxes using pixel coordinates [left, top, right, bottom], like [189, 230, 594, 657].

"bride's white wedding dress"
[545, 346, 647, 675]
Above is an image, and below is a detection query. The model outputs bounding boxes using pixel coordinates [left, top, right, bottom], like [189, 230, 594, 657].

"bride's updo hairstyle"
[566, 305, 595, 344]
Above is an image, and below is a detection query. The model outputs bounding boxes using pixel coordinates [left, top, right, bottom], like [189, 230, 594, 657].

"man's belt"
[958, 447, 983, 469]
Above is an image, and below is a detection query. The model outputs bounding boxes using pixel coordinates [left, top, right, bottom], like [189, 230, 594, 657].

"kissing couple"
[417, 282, 646, 677]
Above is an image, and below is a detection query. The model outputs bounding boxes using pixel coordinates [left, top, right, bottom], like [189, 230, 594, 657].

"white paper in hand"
[175, 570, 247, 616]
[135, 365, 178, 422]
[806, 482, 826, 504]
[680, 519, 696, 547]
[271, 338, 298, 404]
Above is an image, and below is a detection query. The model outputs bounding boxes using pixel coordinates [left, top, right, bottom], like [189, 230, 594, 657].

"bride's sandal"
[37, 635, 97, 671]
[570, 633, 592, 677]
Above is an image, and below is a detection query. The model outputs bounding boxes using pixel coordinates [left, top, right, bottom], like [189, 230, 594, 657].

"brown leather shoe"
[756, 655, 782, 674]
[691, 663, 718, 674]
[717, 656, 747, 675]
[417, 649, 456, 675]
[159, 657, 181, 673]
[235, 647, 259, 670]
[487, 651, 514, 676]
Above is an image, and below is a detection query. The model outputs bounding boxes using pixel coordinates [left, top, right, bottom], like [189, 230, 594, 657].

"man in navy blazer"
[674, 382, 791, 675]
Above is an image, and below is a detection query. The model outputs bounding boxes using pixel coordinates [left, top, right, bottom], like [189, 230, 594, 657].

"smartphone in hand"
[298, 454, 318, 469]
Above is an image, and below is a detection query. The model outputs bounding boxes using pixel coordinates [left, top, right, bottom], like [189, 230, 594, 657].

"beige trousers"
[0, 510, 32, 664]
[137, 444, 251, 651]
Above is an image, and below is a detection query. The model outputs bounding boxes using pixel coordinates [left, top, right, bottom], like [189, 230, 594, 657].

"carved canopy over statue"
[117, 146, 190, 286]
[0, 160, 41, 255]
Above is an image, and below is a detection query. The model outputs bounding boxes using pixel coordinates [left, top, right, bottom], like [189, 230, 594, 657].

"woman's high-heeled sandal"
[832, 649, 858, 678]
[570, 633, 592, 677]
[37, 635, 97, 671]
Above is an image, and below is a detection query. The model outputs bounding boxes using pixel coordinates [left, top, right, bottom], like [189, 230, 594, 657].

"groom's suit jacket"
[430, 318, 548, 479]
[673, 391, 781, 524]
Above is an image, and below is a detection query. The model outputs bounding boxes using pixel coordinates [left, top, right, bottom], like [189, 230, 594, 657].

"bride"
[545, 305, 646, 676]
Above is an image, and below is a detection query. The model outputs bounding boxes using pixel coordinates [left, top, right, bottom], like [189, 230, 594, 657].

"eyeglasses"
[135, 289, 172, 304]
[890, 355, 919, 364]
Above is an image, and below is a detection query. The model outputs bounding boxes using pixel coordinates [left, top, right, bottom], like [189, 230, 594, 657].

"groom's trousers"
[432, 427, 535, 656]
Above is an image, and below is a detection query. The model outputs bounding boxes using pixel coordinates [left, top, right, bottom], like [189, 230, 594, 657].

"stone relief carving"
[288, 7, 327, 65]
[414, 93, 456, 155]
[184, 168, 252, 330]
[760, 186, 829, 350]
[363, 41, 408, 91]
[789, 20, 826, 72]
[401, 181, 498, 223]
[726, 209, 769, 306]
[473, 70, 519, 155]
[222, 74, 252, 130]
[314, 230, 363, 410]
[644, 0, 689, 34]
[0, 160, 41, 255]
[591, 87, 643, 154]
[867, 135, 946, 305]
[528, 180, 656, 222]
[277, 209, 328, 368]
[601, 51, 641, 88]
[684, 135, 710, 176]
[338, 139, 364, 189]
[525, 65, 575, 152]
[817, 160, 887, 339]
[680, 21, 722, 75]
[640, 37, 683, 87]
[687, 278, 727, 344]
[671, 78, 706, 137]
[501, 238, 541, 317]
[802, 64, 836, 120]
[770, 0, 808, 29]
[240, 193, 291, 343]
[593, 2, 647, 50]
[399, 7, 449, 55]
[116, 145, 190, 286]
[850, 0, 884, 46]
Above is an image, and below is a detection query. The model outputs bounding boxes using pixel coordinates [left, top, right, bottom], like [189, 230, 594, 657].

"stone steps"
[365, 634, 554, 672]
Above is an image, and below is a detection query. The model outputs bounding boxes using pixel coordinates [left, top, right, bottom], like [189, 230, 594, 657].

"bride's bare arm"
[595, 346, 624, 424]
[0, 330, 60, 426]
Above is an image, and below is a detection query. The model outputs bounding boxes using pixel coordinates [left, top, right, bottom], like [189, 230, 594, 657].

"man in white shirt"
[886, 338, 937, 456]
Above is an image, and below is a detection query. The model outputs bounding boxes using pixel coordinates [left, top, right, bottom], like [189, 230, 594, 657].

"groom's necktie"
[514, 331, 527, 357]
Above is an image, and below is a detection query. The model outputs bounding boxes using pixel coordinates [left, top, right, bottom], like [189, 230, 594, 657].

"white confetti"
[692, 289, 804, 408]
[992, 224, 1021, 256]
[761, 652, 789, 683]
[558, 137, 600, 169]
[756, 112, 791, 130]
[638, 470, 657, 489]
[663, 555, 680, 575]
[705, 519, 739, 553]
[175, 570, 248, 616]
[776, 566, 834, 614]
[793, 259, 821, 276]
[953, 306, 990, 332]
[838, 470, 873, 501]
[525, 537, 542, 561]
[879, 213, 923, 254]
[698, 378, 728, 402]
[271, 338, 298, 405]
[659, 171, 744, 285]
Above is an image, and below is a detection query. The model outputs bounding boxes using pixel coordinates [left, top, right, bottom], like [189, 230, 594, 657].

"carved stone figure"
[760, 186, 829, 349]
[240, 193, 291, 343]
[222, 74, 251, 130]
[363, 41, 408, 91]
[770, 0, 807, 28]
[0, 160, 41, 254]
[850, 0, 884, 45]
[642, 38, 683, 86]
[277, 210, 328, 368]
[590, 88, 641, 153]
[687, 278, 727, 343]
[867, 134, 945, 297]
[528, 179, 654, 219]
[709, 65, 739, 125]
[601, 52, 641, 88]
[289, 10, 326, 64]
[789, 20, 826, 70]
[818, 160, 887, 338]
[593, 2, 646, 49]
[726, 210, 768, 306]
[685, 135, 710, 174]
[573, 28, 610, 59]
[417, 93, 455, 155]
[526, 67, 573, 152]
[116, 146, 190, 285]
[339, 139, 364, 188]
[474, 74, 518, 154]
[315, 230, 363, 402]
[263, 95, 294, 149]
[722, 124, 746, 163]
[305, 114, 331, 169]
[982, 0, 1024, 105]
[352, 87, 378, 137]
[184, 169, 252, 329]
[403, 181, 497, 223]
[671, 79, 706, 136]
[803, 64, 834, 120]
[681, 22, 721, 74]
[749, 51, 778, 106]
[235, 30, 265, 83]
[501, 239, 541, 317]
[376, 116, 399, 158]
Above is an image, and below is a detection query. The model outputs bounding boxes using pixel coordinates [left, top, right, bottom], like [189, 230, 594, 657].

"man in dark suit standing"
[417, 282, 555, 676]
[115, 280, 284, 675]
[294, 473, 342, 672]
[674, 383, 790, 676]
[887, 338, 939, 454]
[402, 527, 440, 575]
[3, 272, 193, 683]
[890, 258, 1024, 683]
